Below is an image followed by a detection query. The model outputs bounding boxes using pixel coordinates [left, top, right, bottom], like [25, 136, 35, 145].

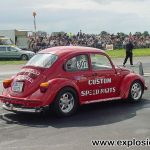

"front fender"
[42, 78, 80, 106]
[120, 73, 145, 99]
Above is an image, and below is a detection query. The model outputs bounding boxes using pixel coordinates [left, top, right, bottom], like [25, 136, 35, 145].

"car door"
[0, 46, 7, 58]
[64, 54, 95, 102]
[6, 46, 20, 59]
[85, 53, 122, 102]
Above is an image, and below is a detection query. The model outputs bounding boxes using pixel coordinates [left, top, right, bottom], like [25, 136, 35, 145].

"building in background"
[0, 29, 30, 49]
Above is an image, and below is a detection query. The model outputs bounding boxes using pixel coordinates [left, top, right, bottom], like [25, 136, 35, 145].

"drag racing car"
[0, 46, 147, 116]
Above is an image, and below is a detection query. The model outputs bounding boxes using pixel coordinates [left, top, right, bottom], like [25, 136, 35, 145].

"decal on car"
[88, 78, 111, 85]
[15, 75, 33, 83]
[81, 87, 116, 96]
[81, 78, 116, 96]
[76, 60, 88, 69]
[21, 69, 40, 75]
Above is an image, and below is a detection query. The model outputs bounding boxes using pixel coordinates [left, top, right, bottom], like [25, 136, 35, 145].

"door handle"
[92, 73, 98, 76]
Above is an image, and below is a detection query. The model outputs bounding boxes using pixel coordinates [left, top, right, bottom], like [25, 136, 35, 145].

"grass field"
[106, 48, 150, 58]
[0, 48, 150, 65]
[0, 60, 27, 65]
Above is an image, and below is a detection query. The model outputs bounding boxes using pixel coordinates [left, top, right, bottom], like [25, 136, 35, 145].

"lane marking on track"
[144, 73, 150, 74]
[0, 113, 18, 129]
[0, 72, 17, 76]
[144, 73, 150, 77]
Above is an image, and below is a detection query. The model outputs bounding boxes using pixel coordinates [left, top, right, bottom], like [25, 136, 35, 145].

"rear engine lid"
[10, 66, 47, 97]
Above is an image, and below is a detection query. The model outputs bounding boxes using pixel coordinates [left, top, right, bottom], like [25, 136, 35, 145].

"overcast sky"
[0, 0, 150, 34]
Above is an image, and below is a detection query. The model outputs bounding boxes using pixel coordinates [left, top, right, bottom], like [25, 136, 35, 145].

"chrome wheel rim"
[59, 92, 74, 113]
[131, 82, 142, 100]
[22, 55, 27, 60]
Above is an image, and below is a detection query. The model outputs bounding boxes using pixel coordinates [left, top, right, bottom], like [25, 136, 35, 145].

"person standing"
[123, 40, 134, 67]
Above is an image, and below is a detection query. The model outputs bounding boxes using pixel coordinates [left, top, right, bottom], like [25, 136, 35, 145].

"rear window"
[0, 47, 6, 51]
[25, 53, 58, 68]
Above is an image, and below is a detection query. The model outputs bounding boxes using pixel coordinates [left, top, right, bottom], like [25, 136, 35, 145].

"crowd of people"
[28, 30, 150, 52]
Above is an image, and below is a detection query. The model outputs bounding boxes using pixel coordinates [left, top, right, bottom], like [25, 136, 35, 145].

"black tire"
[52, 87, 79, 117]
[128, 80, 143, 102]
[21, 54, 28, 60]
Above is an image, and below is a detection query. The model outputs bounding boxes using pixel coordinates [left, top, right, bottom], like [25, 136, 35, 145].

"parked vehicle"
[0, 46, 147, 116]
[0, 45, 35, 60]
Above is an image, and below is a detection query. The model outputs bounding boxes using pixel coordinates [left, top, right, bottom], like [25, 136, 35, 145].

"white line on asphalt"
[0, 72, 17, 75]
[0, 113, 18, 129]
[144, 73, 150, 76]
[0, 124, 17, 130]
[144, 73, 150, 75]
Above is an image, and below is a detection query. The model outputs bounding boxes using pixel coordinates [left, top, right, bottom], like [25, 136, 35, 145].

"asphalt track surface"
[0, 57, 150, 150]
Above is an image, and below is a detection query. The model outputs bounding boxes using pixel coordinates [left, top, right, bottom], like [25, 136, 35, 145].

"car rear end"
[0, 53, 58, 113]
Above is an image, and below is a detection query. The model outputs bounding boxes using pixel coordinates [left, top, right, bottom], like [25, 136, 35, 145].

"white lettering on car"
[81, 87, 116, 96]
[15, 75, 33, 83]
[81, 78, 116, 96]
[88, 78, 112, 85]
[21, 69, 40, 75]
[77, 60, 88, 69]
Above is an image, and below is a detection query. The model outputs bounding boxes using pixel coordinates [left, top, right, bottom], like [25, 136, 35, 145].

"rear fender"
[42, 78, 80, 105]
[120, 73, 144, 99]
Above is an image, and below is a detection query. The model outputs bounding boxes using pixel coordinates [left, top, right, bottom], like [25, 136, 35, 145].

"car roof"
[0, 37, 9, 39]
[39, 46, 106, 56]
[0, 45, 10, 47]
[0, 45, 16, 48]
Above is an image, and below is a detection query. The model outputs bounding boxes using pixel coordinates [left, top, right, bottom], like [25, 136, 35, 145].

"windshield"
[26, 53, 58, 68]
[10, 46, 22, 51]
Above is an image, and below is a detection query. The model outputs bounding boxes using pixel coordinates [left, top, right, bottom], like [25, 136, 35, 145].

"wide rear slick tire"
[128, 80, 143, 102]
[53, 87, 79, 117]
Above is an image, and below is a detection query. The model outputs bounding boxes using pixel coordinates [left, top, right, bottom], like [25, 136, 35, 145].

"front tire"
[128, 80, 143, 102]
[53, 87, 78, 117]
[21, 54, 28, 60]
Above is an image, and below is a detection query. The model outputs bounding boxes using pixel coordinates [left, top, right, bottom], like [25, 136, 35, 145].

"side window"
[65, 55, 89, 71]
[91, 54, 112, 70]
[7, 47, 11, 51]
[8, 47, 17, 51]
[0, 47, 6, 52]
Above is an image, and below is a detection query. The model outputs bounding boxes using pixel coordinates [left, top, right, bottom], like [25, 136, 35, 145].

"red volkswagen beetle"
[0, 46, 147, 116]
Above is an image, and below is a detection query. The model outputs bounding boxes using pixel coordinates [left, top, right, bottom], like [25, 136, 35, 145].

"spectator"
[28, 31, 150, 52]
[123, 40, 134, 67]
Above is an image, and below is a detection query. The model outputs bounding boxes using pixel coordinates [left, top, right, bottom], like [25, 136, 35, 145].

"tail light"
[3, 79, 12, 89]
[40, 82, 49, 93]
